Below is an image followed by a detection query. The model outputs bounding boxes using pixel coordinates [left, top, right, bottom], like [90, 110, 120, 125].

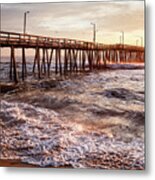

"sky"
[1, 0, 144, 45]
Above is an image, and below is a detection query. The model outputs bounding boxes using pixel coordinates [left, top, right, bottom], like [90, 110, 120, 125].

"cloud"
[1, 1, 144, 43]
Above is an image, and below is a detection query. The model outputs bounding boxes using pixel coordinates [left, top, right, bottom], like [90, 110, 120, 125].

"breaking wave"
[0, 100, 144, 169]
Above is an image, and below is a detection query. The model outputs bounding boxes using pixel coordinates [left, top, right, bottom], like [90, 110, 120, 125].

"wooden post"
[114, 50, 117, 63]
[41, 48, 46, 75]
[82, 50, 85, 72]
[87, 50, 90, 71]
[103, 50, 106, 68]
[129, 51, 131, 62]
[58, 49, 62, 75]
[37, 48, 41, 79]
[87, 50, 91, 71]
[22, 47, 27, 81]
[69, 49, 72, 74]
[106, 50, 109, 63]
[92, 50, 95, 68]
[115, 50, 118, 64]
[113, 50, 115, 63]
[47, 49, 53, 77]
[90, 50, 93, 71]
[33, 47, 38, 74]
[10, 48, 13, 80]
[11, 46, 18, 83]
[98, 51, 101, 68]
[64, 49, 68, 75]
[119, 50, 122, 63]
[46, 49, 49, 65]
[79, 50, 82, 72]
[72, 49, 78, 73]
[125, 51, 127, 63]
[55, 49, 58, 74]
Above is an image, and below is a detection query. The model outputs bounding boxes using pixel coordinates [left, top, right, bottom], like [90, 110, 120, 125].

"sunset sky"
[1, 0, 144, 45]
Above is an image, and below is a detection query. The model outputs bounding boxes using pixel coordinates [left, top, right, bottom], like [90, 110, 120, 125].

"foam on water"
[0, 100, 144, 169]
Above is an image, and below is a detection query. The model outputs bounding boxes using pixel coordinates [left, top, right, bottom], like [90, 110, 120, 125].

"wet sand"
[0, 159, 73, 168]
[0, 159, 36, 168]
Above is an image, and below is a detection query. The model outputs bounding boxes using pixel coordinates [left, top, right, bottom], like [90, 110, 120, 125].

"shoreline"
[0, 159, 37, 168]
[0, 159, 73, 168]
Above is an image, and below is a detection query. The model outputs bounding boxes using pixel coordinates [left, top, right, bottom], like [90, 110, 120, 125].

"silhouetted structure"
[0, 31, 144, 83]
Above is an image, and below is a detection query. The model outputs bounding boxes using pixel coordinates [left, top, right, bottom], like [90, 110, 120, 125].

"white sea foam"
[0, 100, 144, 169]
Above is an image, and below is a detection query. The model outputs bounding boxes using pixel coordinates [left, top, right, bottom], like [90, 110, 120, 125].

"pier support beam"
[22, 47, 27, 81]
[10, 46, 18, 83]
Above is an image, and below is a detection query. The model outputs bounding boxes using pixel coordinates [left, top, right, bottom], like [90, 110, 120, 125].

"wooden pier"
[0, 31, 144, 83]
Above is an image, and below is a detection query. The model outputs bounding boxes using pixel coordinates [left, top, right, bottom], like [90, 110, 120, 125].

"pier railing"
[0, 31, 144, 51]
[0, 31, 145, 83]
